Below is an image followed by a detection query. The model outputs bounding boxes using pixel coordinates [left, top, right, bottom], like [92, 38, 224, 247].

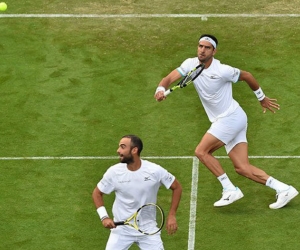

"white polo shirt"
[97, 159, 175, 235]
[177, 57, 241, 122]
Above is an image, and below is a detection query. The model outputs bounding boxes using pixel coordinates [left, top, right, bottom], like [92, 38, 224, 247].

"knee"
[195, 148, 206, 162]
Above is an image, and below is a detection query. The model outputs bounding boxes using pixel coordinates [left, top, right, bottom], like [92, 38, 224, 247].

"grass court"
[1, 1, 300, 249]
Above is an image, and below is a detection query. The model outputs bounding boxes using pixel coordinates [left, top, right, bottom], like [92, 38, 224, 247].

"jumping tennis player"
[154, 34, 298, 209]
[92, 135, 182, 250]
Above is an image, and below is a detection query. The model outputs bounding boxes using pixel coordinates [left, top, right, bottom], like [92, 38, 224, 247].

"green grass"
[1, 1, 300, 249]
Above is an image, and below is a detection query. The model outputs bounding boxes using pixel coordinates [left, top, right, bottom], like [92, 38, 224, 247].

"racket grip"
[114, 221, 125, 226]
[164, 89, 171, 96]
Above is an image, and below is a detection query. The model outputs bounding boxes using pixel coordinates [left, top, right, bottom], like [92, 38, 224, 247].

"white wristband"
[155, 86, 165, 95]
[253, 87, 265, 101]
[97, 206, 109, 221]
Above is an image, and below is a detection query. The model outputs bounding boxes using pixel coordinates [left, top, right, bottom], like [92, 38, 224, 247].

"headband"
[199, 37, 217, 48]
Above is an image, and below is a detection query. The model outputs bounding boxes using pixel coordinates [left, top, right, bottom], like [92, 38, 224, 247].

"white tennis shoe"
[214, 187, 244, 207]
[269, 186, 298, 209]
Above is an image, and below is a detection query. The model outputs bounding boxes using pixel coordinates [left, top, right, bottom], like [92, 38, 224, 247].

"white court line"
[188, 157, 199, 250]
[0, 155, 298, 250]
[0, 14, 300, 18]
[0, 155, 300, 160]
[0, 12, 297, 250]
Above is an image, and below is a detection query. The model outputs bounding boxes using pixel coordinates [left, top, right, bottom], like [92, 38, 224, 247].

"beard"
[198, 54, 213, 64]
[119, 154, 134, 164]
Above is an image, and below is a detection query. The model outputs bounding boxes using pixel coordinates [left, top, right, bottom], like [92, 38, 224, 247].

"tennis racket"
[164, 63, 205, 96]
[114, 203, 165, 235]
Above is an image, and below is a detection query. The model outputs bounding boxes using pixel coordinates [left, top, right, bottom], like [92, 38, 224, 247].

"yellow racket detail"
[164, 63, 205, 96]
[114, 203, 165, 235]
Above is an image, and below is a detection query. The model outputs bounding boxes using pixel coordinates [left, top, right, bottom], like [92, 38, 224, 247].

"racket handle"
[114, 221, 125, 226]
[164, 89, 171, 96]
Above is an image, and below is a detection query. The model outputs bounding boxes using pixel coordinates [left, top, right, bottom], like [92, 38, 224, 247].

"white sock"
[266, 176, 289, 192]
[217, 173, 236, 190]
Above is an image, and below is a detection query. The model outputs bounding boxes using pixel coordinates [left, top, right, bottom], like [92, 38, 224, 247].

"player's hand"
[154, 91, 166, 102]
[102, 218, 116, 229]
[166, 215, 178, 235]
[260, 97, 280, 113]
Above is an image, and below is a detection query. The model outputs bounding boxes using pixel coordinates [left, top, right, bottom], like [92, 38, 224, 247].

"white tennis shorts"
[207, 105, 248, 154]
[105, 228, 164, 250]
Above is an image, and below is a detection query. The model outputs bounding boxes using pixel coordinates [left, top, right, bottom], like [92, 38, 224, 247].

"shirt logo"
[144, 176, 151, 181]
[233, 69, 239, 77]
[165, 174, 173, 182]
[119, 180, 131, 183]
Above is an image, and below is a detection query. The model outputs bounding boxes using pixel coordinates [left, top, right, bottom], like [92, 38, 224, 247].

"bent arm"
[92, 187, 116, 229]
[154, 69, 182, 101]
[166, 179, 182, 235]
[92, 187, 105, 208]
[158, 69, 182, 90]
[168, 179, 182, 216]
[239, 70, 280, 113]
[239, 70, 260, 91]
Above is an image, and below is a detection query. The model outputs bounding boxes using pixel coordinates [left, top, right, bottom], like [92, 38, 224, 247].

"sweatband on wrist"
[97, 206, 109, 221]
[155, 86, 165, 94]
[253, 87, 265, 101]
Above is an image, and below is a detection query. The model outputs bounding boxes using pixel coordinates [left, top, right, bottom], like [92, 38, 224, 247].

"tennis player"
[154, 34, 298, 209]
[92, 135, 182, 250]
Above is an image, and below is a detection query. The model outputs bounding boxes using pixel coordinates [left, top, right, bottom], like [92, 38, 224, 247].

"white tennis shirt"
[97, 159, 175, 229]
[177, 57, 241, 122]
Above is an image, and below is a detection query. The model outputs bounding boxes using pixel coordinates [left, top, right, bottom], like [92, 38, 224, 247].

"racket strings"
[180, 64, 204, 88]
[136, 205, 163, 234]
[190, 64, 205, 80]
[180, 75, 193, 88]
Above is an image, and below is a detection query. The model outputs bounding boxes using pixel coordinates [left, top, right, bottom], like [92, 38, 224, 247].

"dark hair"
[122, 135, 143, 155]
[199, 34, 218, 48]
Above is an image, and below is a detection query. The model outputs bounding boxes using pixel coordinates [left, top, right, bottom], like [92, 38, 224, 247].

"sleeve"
[158, 166, 176, 189]
[97, 169, 115, 194]
[177, 58, 198, 76]
[220, 64, 240, 83]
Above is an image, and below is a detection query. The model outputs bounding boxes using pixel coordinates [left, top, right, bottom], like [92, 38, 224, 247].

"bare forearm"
[92, 187, 114, 226]
[158, 77, 174, 89]
[239, 70, 260, 91]
[169, 190, 181, 215]
[165, 180, 182, 235]
[158, 69, 182, 89]
[169, 180, 182, 215]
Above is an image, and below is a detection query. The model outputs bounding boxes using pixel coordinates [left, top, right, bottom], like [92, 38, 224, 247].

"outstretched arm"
[239, 70, 280, 113]
[154, 69, 182, 102]
[92, 187, 116, 229]
[166, 179, 182, 235]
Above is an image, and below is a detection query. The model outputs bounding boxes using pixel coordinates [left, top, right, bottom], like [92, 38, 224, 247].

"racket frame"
[114, 203, 165, 235]
[164, 63, 205, 96]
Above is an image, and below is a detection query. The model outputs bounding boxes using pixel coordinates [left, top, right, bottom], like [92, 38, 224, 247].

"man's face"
[197, 40, 216, 63]
[117, 138, 134, 164]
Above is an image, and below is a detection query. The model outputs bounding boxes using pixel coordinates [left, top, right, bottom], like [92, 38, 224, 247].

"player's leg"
[195, 133, 243, 207]
[105, 230, 134, 250]
[136, 234, 164, 250]
[196, 105, 247, 177]
[195, 132, 226, 177]
[195, 106, 248, 206]
[229, 142, 298, 209]
[228, 142, 269, 184]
